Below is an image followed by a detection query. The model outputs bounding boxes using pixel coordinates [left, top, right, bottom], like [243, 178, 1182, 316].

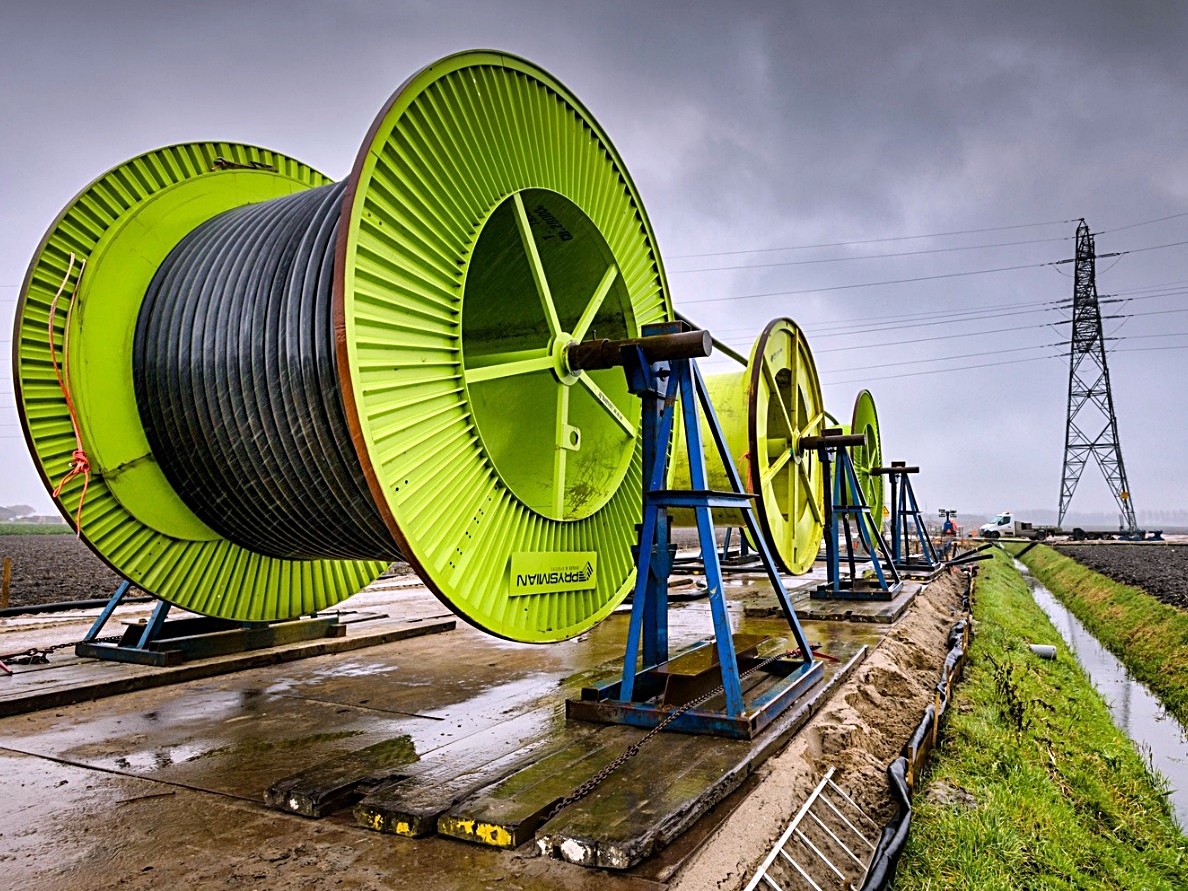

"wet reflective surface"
[1017, 560, 1188, 830]
[0, 575, 888, 888]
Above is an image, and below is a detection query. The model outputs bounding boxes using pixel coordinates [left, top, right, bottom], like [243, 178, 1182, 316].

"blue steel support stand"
[568, 322, 822, 740]
[810, 432, 901, 600]
[75, 580, 343, 666]
[881, 461, 939, 574]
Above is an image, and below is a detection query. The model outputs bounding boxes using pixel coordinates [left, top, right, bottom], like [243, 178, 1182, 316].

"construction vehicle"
[978, 512, 1060, 540]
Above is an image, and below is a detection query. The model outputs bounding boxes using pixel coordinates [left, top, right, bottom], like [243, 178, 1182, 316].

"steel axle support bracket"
[75, 581, 345, 667]
[567, 323, 823, 740]
[807, 431, 902, 601]
[875, 461, 940, 576]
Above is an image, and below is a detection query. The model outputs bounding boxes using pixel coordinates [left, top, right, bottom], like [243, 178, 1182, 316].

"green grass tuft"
[895, 550, 1188, 890]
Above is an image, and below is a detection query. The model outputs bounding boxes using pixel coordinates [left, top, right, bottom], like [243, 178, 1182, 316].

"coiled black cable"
[133, 182, 400, 561]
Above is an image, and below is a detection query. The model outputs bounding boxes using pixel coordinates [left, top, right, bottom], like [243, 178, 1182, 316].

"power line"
[1111, 236, 1188, 256]
[678, 228, 1188, 306]
[676, 259, 1059, 306]
[822, 342, 1188, 386]
[711, 288, 1188, 351]
[669, 234, 1071, 274]
[807, 305, 1188, 355]
[1116, 329, 1188, 342]
[817, 330, 1188, 379]
[823, 340, 1058, 371]
[1113, 343, 1188, 353]
[703, 295, 1058, 338]
[667, 218, 1076, 259]
[1098, 209, 1188, 235]
[822, 353, 1060, 385]
[809, 303, 1061, 340]
[810, 320, 1059, 354]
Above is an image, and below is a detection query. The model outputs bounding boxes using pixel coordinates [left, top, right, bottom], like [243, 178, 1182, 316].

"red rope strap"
[47, 252, 90, 537]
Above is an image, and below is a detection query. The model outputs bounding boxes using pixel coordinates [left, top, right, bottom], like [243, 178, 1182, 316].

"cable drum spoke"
[762, 446, 794, 486]
[762, 355, 795, 438]
[462, 183, 644, 527]
[576, 372, 635, 437]
[513, 191, 562, 339]
[798, 461, 823, 524]
[464, 348, 553, 384]
[572, 264, 619, 343]
[554, 385, 571, 516]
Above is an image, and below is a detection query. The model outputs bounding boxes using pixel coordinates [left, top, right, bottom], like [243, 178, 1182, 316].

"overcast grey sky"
[3, 1, 1186, 524]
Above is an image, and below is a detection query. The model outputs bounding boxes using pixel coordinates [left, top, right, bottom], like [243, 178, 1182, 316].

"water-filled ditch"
[1015, 559, 1188, 830]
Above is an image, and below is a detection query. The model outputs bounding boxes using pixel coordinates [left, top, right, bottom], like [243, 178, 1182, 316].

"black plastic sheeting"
[133, 183, 400, 561]
[857, 757, 913, 891]
[857, 571, 975, 890]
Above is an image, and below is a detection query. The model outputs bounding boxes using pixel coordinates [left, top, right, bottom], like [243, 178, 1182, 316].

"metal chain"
[1, 634, 123, 664]
[541, 647, 798, 824]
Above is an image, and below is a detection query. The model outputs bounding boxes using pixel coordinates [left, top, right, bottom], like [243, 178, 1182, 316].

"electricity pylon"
[1057, 219, 1138, 534]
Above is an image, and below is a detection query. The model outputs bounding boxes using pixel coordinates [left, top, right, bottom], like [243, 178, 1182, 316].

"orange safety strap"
[47, 252, 90, 536]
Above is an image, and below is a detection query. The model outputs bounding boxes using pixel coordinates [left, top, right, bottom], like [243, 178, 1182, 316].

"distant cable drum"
[133, 181, 399, 561]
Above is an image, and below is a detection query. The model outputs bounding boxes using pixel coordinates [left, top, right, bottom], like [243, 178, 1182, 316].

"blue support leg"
[81, 580, 132, 643]
[680, 363, 744, 715]
[136, 598, 172, 650]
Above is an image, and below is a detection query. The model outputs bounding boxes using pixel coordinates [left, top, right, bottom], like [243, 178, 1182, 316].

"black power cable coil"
[133, 182, 400, 561]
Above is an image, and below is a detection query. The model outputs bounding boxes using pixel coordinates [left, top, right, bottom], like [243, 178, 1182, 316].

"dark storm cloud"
[2, 1, 1185, 519]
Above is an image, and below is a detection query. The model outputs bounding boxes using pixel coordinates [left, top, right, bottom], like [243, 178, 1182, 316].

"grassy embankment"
[895, 550, 1187, 890]
[1012, 543, 1188, 728]
[0, 523, 71, 535]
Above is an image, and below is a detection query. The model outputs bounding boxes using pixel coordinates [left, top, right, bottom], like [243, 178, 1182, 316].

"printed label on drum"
[510, 552, 597, 595]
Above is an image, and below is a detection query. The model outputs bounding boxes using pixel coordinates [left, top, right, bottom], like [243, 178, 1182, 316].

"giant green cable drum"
[844, 389, 885, 538]
[13, 50, 672, 642]
[669, 318, 826, 574]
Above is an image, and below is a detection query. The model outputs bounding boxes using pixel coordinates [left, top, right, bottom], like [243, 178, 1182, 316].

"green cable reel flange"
[13, 50, 672, 641]
[670, 318, 826, 574]
[845, 389, 885, 539]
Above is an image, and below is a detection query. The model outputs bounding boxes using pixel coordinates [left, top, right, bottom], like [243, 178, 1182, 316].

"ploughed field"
[1053, 542, 1188, 610]
[0, 534, 126, 607]
[0, 533, 415, 609]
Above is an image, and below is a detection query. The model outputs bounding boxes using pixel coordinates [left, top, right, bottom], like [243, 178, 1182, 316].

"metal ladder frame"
[744, 767, 880, 891]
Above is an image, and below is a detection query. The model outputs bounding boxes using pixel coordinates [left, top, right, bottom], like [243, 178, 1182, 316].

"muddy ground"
[1053, 542, 1188, 610]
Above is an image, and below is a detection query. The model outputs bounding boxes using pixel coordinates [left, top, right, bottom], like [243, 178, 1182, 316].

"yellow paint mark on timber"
[475, 822, 514, 847]
[360, 812, 383, 832]
[440, 816, 514, 847]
